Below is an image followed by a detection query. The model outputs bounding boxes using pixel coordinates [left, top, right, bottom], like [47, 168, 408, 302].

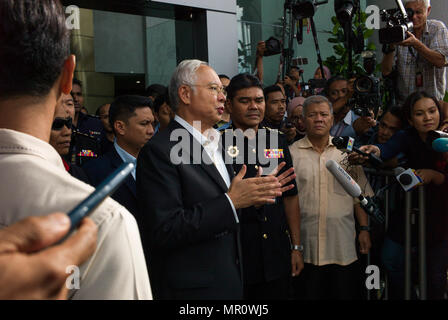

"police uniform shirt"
[69, 130, 101, 167]
[75, 112, 103, 139]
[221, 124, 298, 285]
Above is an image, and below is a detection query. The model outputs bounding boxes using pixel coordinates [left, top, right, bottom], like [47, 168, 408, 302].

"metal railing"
[362, 167, 427, 300]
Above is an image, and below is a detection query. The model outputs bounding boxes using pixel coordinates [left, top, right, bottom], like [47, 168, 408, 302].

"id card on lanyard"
[409, 46, 424, 88]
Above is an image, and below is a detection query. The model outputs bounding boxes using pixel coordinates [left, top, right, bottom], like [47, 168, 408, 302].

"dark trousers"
[244, 276, 290, 300]
[381, 237, 448, 300]
[292, 261, 362, 300]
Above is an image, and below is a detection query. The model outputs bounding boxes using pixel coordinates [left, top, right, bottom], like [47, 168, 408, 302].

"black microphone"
[393, 167, 423, 192]
[332, 136, 384, 167]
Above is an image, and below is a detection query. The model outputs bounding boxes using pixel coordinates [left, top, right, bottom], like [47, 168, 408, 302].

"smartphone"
[67, 162, 135, 232]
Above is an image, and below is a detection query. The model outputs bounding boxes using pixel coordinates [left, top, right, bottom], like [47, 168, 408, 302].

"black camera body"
[347, 51, 381, 117]
[334, 0, 356, 24]
[263, 37, 282, 56]
[379, 1, 414, 44]
[348, 75, 381, 117]
[301, 78, 327, 96]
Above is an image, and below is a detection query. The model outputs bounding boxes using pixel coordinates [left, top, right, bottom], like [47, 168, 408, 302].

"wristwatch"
[359, 226, 370, 232]
[291, 244, 304, 252]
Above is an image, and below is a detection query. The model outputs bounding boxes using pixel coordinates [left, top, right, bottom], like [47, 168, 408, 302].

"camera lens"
[336, 2, 354, 23]
[293, 0, 315, 19]
[355, 76, 372, 93]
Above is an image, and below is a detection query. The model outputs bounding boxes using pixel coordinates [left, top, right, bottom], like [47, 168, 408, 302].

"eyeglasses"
[52, 117, 73, 131]
[192, 84, 227, 97]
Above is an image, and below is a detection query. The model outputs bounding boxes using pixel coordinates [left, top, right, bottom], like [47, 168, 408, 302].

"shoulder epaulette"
[73, 130, 96, 139]
[262, 126, 284, 134]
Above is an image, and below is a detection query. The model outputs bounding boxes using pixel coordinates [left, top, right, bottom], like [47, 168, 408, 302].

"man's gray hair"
[169, 59, 208, 112]
[404, 0, 430, 8]
[302, 95, 333, 117]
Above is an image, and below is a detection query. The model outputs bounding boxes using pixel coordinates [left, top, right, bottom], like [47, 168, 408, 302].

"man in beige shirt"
[289, 95, 371, 300]
[0, 0, 151, 299]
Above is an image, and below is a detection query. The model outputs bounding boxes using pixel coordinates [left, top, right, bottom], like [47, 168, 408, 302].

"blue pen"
[67, 162, 135, 231]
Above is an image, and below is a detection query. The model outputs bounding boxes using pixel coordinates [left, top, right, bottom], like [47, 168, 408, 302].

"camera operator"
[325, 76, 376, 139]
[313, 66, 331, 95]
[381, 0, 448, 106]
[255, 41, 266, 84]
[282, 66, 302, 101]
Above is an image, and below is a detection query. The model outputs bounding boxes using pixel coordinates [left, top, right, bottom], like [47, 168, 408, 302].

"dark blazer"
[83, 147, 137, 217]
[136, 120, 243, 300]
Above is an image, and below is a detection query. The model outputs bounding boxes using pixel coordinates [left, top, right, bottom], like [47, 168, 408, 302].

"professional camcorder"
[301, 78, 327, 96]
[334, 0, 356, 24]
[263, 37, 282, 57]
[349, 76, 380, 116]
[291, 0, 328, 19]
[347, 51, 381, 117]
[379, 0, 414, 44]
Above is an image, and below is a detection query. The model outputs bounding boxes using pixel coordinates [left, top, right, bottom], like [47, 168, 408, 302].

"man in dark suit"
[84, 95, 155, 217]
[137, 60, 285, 300]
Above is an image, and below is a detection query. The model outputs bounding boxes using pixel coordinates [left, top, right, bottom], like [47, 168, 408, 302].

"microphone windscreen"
[332, 136, 354, 152]
[326, 159, 362, 198]
[432, 138, 448, 152]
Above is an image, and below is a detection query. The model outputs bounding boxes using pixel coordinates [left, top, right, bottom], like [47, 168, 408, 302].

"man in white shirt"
[0, 0, 151, 300]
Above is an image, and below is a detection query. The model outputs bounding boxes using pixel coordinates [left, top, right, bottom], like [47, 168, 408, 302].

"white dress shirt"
[114, 140, 137, 180]
[174, 115, 239, 223]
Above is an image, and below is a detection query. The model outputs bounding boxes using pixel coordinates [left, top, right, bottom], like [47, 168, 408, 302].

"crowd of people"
[0, 0, 447, 300]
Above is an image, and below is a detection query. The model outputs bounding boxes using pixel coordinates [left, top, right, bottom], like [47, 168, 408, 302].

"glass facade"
[63, 1, 205, 113]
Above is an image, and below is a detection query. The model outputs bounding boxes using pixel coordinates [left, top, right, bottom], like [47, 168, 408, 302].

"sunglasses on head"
[52, 117, 73, 131]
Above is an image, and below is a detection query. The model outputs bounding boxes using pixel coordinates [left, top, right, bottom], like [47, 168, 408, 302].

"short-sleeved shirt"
[289, 135, 373, 266]
[395, 20, 448, 104]
[0, 129, 152, 299]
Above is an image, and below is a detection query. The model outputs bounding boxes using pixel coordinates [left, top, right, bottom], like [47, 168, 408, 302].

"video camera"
[344, 51, 381, 117]
[291, 0, 328, 19]
[263, 37, 282, 57]
[301, 78, 327, 96]
[379, 0, 414, 44]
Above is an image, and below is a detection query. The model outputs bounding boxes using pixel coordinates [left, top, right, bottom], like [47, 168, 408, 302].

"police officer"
[71, 78, 103, 138]
[261, 85, 298, 145]
[221, 73, 303, 299]
[66, 129, 101, 167]
[69, 78, 103, 166]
